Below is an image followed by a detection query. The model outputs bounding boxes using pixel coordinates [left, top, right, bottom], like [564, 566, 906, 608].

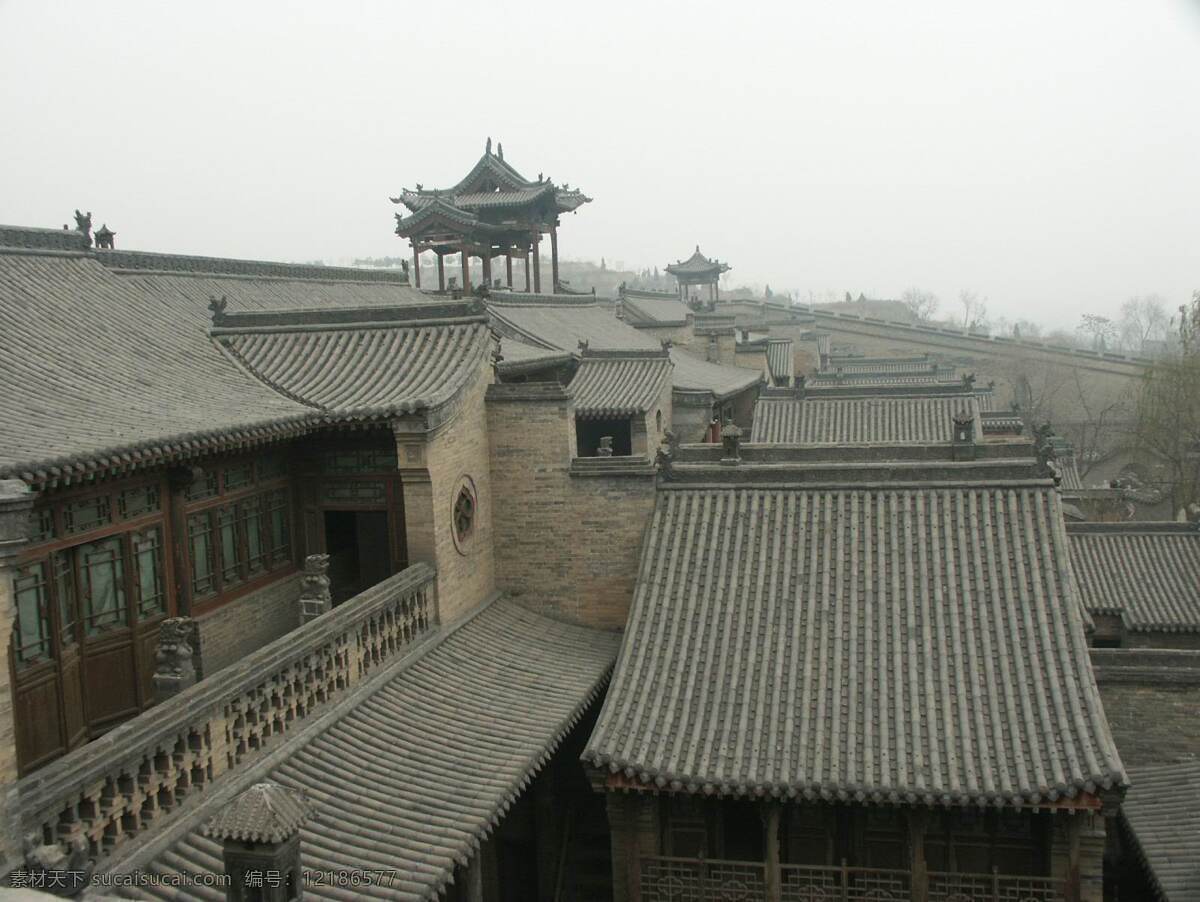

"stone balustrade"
[12, 563, 437, 868]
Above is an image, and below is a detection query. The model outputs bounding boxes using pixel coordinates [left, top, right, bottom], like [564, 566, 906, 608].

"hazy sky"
[2, 1, 1198, 329]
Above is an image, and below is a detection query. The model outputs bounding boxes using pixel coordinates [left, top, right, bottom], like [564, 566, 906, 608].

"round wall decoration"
[451, 475, 478, 553]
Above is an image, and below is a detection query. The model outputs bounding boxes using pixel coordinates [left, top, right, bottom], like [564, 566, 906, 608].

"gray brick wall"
[196, 572, 303, 675]
[1091, 648, 1200, 769]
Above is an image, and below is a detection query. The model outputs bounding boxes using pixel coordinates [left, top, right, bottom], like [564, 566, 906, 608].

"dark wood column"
[524, 251, 531, 291]
[1064, 813, 1082, 902]
[436, 252, 445, 291]
[505, 252, 513, 288]
[763, 803, 782, 902]
[715, 276, 720, 301]
[411, 243, 421, 288]
[481, 248, 492, 288]
[907, 810, 929, 902]
[532, 232, 542, 293]
[460, 250, 470, 291]
[550, 224, 559, 291]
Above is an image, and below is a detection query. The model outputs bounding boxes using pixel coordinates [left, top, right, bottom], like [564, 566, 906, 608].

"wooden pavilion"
[666, 246, 730, 304]
[391, 138, 591, 293]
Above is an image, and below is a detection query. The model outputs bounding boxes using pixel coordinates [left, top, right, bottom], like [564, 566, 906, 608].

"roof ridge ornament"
[486, 136, 492, 155]
[208, 295, 228, 326]
[73, 209, 93, 247]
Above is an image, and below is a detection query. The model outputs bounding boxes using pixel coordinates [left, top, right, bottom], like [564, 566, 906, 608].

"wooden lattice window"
[451, 477, 478, 554]
[454, 487, 475, 542]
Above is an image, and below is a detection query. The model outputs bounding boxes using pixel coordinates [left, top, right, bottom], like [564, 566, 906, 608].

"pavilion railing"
[928, 869, 1065, 902]
[641, 855, 767, 901]
[781, 861, 909, 902]
[641, 856, 1067, 902]
[13, 563, 437, 867]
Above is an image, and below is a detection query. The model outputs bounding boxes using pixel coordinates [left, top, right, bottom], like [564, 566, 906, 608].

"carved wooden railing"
[929, 869, 1065, 902]
[13, 563, 437, 865]
[641, 856, 1067, 902]
[641, 855, 767, 901]
[782, 861, 910, 901]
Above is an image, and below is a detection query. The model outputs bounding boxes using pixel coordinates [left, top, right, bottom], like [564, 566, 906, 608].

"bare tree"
[958, 290, 988, 331]
[1131, 352, 1200, 514]
[1118, 295, 1169, 354]
[1062, 368, 1133, 478]
[900, 288, 939, 322]
[1078, 313, 1118, 351]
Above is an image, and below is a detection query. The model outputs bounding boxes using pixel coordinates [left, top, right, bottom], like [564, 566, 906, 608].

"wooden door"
[77, 536, 140, 732]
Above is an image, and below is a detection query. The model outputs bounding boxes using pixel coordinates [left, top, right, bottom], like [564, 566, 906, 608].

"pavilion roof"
[131, 598, 620, 902]
[391, 142, 591, 222]
[584, 468, 1126, 808]
[1068, 522, 1200, 633]
[666, 246, 730, 277]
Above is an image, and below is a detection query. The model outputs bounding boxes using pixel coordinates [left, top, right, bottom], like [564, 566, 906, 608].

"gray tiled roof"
[809, 371, 958, 387]
[0, 235, 445, 483]
[569, 352, 672, 419]
[751, 397, 979, 444]
[766, 339, 793, 381]
[621, 292, 691, 326]
[487, 301, 760, 401]
[584, 484, 1124, 806]
[131, 599, 619, 901]
[0, 249, 312, 482]
[1068, 523, 1200, 632]
[825, 355, 949, 376]
[1120, 761, 1200, 901]
[665, 247, 729, 277]
[203, 783, 313, 844]
[215, 318, 488, 418]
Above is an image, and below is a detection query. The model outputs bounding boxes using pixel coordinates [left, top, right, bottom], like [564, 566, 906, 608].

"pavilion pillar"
[482, 249, 493, 289]
[461, 250, 471, 292]
[715, 277, 720, 301]
[907, 810, 930, 902]
[762, 803, 782, 902]
[532, 232, 542, 293]
[550, 224, 559, 291]
[436, 252, 445, 291]
[524, 251, 531, 291]
[411, 242, 421, 288]
[505, 252, 513, 288]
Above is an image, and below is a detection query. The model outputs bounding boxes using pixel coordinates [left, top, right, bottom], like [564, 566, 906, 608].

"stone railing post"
[153, 617, 198, 702]
[0, 480, 34, 872]
[298, 554, 331, 625]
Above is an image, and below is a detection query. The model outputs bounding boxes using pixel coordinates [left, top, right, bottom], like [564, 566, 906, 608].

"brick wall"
[487, 383, 656, 629]
[1091, 648, 1200, 768]
[410, 360, 497, 624]
[195, 571, 303, 675]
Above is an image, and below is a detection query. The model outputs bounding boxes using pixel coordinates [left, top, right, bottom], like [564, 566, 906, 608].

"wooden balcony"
[640, 855, 1066, 902]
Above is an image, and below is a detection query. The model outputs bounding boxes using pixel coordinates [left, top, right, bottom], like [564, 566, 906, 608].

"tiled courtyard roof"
[213, 307, 489, 419]
[1068, 523, 1200, 632]
[569, 351, 672, 420]
[825, 354, 951, 377]
[669, 351, 762, 400]
[620, 290, 691, 327]
[487, 301, 760, 401]
[766, 339, 793, 381]
[0, 245, 314, 484]
[1120, 761, 1200, 901]
[130, 599, 620, 901]
[751, 397, 979, 444]
[585, 483, 1124, 807]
